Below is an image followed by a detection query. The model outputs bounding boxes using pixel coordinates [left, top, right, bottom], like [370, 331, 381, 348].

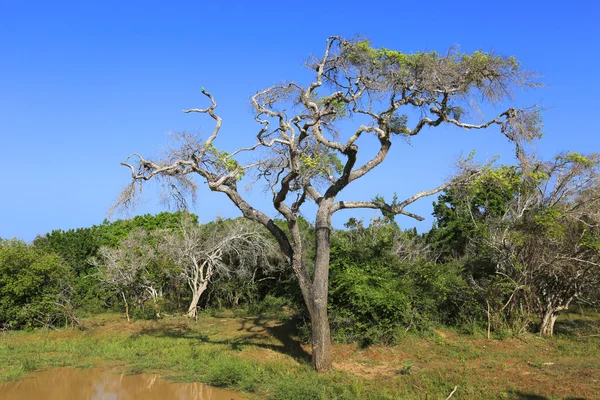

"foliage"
[0, 239, 73, 328]
[33, 211, 197, 314]
[427, 165, 523, 261]
[428, 155, 600, 335]
[328, 219, 467, 344]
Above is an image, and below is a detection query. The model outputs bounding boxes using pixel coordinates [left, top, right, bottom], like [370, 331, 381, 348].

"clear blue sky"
[1, 1, 599, 241]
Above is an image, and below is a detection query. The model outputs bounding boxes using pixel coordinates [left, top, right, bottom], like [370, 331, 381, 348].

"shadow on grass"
[555, 317, 600, 336]
[554, 308, 600, 336]
[137, 316, 312, 364]
[509, 392, 587, 400]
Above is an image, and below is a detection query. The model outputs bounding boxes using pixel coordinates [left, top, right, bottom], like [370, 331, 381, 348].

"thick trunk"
[538, 296, 573, 336]
[309, 296, 332, 372]
[186, 281, 208, 318]
[539, 308, 558, 336]
[309, 202, 334, 372]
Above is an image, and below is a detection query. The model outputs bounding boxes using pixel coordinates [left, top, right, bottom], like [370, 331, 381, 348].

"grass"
[0, 310, 599, 399]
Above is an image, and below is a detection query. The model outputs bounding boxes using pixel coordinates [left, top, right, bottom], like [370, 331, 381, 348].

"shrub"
[204, 357, 261, 392]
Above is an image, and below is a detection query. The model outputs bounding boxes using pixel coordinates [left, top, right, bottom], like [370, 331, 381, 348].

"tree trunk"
[539, 296, 573, 336]
[309, 204, 334, 372]
[309, 297, 332, 372]
[186, 291, 202, 318]
[539, 307, 558, 336]
[121, 292, 130, 323]
[186, 281, 208, 318]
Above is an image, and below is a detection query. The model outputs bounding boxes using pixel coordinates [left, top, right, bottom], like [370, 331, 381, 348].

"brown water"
[0, 368, 246, 400]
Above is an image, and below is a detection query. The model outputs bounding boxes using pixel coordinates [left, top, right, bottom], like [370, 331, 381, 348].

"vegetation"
[113, 35, 541, 372]
[0, 313, 598, 399]
[1, 159, 599, 397]
[0, 36, 598, 398]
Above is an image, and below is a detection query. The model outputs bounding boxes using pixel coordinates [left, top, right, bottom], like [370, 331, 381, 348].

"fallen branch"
[445, 385, 458, 400]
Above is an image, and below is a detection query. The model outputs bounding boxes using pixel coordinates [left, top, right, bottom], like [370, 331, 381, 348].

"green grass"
[0, 312, 599, 399]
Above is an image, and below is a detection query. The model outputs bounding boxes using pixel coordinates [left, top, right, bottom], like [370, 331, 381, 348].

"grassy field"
[0, 310, 599, 399]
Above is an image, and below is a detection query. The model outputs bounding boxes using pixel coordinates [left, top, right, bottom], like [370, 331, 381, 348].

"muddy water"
[0, 368, 246, 400]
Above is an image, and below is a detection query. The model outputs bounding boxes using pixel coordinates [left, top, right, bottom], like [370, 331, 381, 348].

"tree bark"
[186, 281, 208, 318]
[308, 203, 334, 372]
[539, 307, 558, 336]
[121, 292, 130, 323]
[309, 296, 332, 371]
[538, 296, 574, 336]
[186, 291, 201, 318]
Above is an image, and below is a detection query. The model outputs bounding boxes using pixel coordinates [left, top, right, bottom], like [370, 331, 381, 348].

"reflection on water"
[0, 368, 245, 400]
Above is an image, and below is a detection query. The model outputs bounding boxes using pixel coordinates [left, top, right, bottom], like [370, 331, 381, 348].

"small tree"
[90, 229, 167, 321]
[166, 217, 276, 318]
[114, 36, 540, 371]
[487, 153, 600, 335]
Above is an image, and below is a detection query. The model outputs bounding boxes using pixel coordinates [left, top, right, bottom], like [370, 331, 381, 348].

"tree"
[0, 239, 73, 328]
[114, 36, 540, 371]
[90, 229, 170, 321]
[486, 153, 600, 335]
[428, 165, 524, 263]
[429, 165, 542, 335]
[165, 216, 276, 318]
[33, 211, 197, 313]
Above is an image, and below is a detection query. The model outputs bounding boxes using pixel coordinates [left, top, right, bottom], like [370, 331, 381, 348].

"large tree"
[114, 36, 540, 371]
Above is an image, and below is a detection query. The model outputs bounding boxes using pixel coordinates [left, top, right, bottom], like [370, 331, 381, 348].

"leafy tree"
[430, 155, 600, 336]
[94, 211, 195, 247]
[33, 226, 106, 312]
[0, 239, 73, 328]
[486, 153, 600, 335]
[428, 165, 523, 262]
[114, 36, 540, 371]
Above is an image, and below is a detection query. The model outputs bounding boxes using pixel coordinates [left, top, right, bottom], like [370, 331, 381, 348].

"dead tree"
[114, 36, 540, 371]
[90, 229, 161, 321]
[166, 217, 275, 318]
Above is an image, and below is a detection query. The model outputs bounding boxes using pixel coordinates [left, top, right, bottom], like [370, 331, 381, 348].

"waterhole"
[0, 367, 246, 399]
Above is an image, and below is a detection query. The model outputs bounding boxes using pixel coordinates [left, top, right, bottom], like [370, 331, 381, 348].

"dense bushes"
[327, 219, 472, 344]
[3, 158, 599, 339]
[0, 239, 73, 328]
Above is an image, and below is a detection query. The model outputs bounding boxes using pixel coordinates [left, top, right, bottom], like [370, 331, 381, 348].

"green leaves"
[204, 143, 245, 179]
[0, 240, 72, 328]
[564, 151, 596, 167]
[299, 148, 344, 178]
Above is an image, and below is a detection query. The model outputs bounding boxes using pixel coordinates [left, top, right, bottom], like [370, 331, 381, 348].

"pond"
[0, 367, 246, 399]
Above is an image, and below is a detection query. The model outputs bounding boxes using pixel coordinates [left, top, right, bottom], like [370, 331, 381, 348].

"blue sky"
[1, 1, 599, 241]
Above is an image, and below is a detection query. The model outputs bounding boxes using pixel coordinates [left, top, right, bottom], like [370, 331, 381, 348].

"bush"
[133, 301, 163, 320]
[270, 377, 325, 400]
[0, 239, 74, 328]
[204, 357, 261, 392]
[327, 220, 473, 344]
[249, 295, 292, 317]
